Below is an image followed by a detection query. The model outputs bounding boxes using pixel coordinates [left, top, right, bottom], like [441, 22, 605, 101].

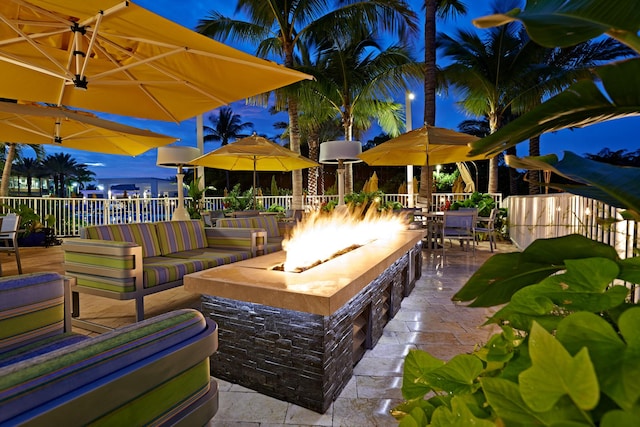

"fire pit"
[184, 211, 423, 413]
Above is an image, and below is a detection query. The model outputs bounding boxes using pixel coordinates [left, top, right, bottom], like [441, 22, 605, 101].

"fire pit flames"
[280, 206, 408, 272]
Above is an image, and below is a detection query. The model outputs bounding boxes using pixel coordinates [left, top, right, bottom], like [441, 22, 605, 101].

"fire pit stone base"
[200, 242, 422, 413]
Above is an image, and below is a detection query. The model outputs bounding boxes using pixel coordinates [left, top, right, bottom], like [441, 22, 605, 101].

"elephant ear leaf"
[519, 322, 599, 412]
[473, 0, 640, 50]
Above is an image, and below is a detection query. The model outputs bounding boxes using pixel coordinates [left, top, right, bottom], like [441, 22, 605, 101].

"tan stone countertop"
[183, 229, 424, 315]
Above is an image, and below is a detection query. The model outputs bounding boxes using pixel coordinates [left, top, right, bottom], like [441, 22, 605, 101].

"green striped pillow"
[83, 223, 163, 258]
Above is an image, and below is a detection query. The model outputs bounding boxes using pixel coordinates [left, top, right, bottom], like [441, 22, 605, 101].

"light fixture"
[157, 146, 200, 220]
[319, 140, 362, 205]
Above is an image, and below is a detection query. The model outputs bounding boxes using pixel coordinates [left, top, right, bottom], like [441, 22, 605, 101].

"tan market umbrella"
[358, 125, 487, 166]
[0, 0, 312, 122]
[0, 101, 176, 155]
[358, 125, 488, 210]
[188, 134, 319, 207]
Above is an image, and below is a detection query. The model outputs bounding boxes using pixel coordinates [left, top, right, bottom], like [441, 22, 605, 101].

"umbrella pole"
[253, 156, 257, 209]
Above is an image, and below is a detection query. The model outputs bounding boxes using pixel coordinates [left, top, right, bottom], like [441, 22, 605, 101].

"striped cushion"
[83, 223, 162, 258]
[0, 334, 88, 368]
[143, 257, 207, 288]
[155, 220, 207, 255]
[252, 215, 281, 238]
[165, 248, 251, 267]
[216, 217, 254, 228]
[73, 273, 136, 293]
[206, 228, 255, 250]
[0, 309, 210, 425]
[0, 273, 65, 352]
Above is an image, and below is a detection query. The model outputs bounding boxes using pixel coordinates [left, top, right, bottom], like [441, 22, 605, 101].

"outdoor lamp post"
[319, 140, 362, 205]
[405, 91, 415, 208]
[157, 146, 200, 220]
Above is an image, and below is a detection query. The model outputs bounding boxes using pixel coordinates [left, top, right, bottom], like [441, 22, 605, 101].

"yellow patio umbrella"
[0, 101, 176, 155]
[0, 0, 312, 122]
[188, 134, 319, 207]
[358, 125, 487, 166]
[358, 125, 488, 210]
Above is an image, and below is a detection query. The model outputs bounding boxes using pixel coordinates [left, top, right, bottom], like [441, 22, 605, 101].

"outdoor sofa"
[0, 272, 219, 426]
[63, 219, 266, 331]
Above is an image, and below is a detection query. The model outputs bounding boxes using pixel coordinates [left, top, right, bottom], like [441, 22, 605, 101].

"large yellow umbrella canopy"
[0, 101, 176, 155]
[0, 0, 312, 122]
[358, 125, 487, 166]
[188, 134, 319, 206]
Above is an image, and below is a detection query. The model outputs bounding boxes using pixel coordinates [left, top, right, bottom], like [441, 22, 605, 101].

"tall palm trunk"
[528, 135, 541, 194]
[0, 143, 17, 197]
[307, 133, 319, 196]
[488, 115, 499, 193]
[419, 0, 437, 208]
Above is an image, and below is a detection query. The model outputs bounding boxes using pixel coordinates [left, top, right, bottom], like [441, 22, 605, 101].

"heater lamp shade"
[157, 146, 201, 167]
[319, 140, 363, 164]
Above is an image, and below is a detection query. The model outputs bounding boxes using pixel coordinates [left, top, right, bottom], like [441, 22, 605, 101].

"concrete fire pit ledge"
[184, 229, 424, 316]
[183, 229, 424, 413]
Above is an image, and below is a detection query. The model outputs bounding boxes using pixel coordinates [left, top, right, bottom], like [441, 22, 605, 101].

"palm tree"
[419, 0, 468, 207]
[0, 143, 45, 196]
[440, 4, 627, 195]
[42, 153, 78, 197]
[12, 157, 42, 196]
[300, 33, 420, 194]
[203, 106, 253, 146]
[204, 106, 254, 190]
[197, 0, 417, 209]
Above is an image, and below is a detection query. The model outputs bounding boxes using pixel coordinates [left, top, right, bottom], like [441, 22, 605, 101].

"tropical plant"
[222, 183, 253, 212]
[440, 0, 629, 196]
[2, 203, 54, 236]
[468, 0, 640, 157]
[299, 31, 421, 194]
[197, 0, 418, 210]
[0, 142, 45, 196]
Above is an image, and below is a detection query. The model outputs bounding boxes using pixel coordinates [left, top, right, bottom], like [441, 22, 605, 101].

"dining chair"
[441, 210, 477, 257]
[475, 208, 498, 252]
[0, 213, 22, 274]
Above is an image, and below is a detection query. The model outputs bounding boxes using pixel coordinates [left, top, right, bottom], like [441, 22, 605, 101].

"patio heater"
[319, 140, 362, 205]
[157, 146, 200, 220]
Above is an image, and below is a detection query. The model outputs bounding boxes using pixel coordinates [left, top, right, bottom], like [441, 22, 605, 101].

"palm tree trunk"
[528, 135, 541, 194]
[488, 115, 499, 194]
[289, 100, 304, 210]
[0, 143, 17, 197]
[418, 0, 437, 209]
[308, 135, 319, 196]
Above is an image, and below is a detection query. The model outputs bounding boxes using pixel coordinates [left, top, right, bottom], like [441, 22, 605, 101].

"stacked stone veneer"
[200, 242, 422, 413]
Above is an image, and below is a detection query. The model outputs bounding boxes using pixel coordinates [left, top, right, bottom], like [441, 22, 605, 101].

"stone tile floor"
[208, 241, 511, 426]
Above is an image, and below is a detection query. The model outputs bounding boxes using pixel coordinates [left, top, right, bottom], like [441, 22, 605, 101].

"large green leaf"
[453, 234, 619, 306]
[520, 323, 600, 412]
[424, 354, 484, 395]
[481, 377, 586, 426]
[556, 310, 639, 410]
[469, 59, 640, 156]
[401, 349, 445, 399]
[490, 258, 629, 331]
[473, 0, 640, 50]
[430, 396, 495, 427]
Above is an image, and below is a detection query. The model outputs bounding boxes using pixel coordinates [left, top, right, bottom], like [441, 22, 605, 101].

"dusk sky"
[41, 0, 640, 181]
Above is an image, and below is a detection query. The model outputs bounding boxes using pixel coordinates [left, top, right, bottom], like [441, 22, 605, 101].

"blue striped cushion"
[155, 220, 207, 255]
[0, 334, 88, 368]
[0, 309, 209, 424]
[0, 273, 65, 352]
[83, 223, 163, 258]
[165, 248, 252, 266]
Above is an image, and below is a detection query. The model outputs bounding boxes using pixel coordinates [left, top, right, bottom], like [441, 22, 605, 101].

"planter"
[18, 228, 59, 247]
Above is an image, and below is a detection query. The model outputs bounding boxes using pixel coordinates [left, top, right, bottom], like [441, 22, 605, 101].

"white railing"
[1, 192, 502, 236]
[506, 193, 639, 259]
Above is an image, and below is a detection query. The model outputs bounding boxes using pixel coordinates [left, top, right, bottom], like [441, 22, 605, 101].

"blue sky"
[42, 0, 640, 181]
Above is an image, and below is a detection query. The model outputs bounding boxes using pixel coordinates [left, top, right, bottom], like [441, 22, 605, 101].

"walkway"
[1, 240, 510, 426]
